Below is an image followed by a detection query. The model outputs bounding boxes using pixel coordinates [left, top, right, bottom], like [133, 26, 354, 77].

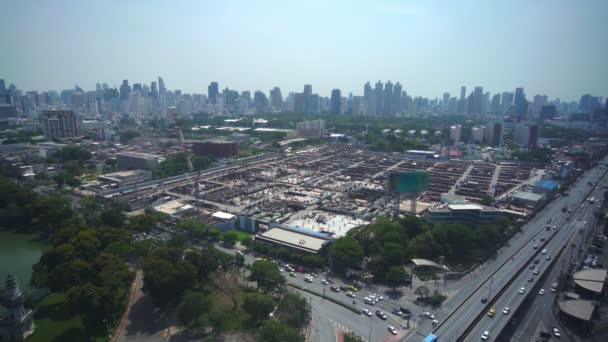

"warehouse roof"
[534, 179, 559, 190]
[573, 269, 607, 293]
[256, 227, 328, 253]
[557, 299, 597, 321]
[509, 191, 545, 202]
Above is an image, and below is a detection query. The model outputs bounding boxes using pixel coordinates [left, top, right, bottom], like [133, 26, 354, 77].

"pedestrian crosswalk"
[330, 319, 353, 335]
[530, 322, 548, 342]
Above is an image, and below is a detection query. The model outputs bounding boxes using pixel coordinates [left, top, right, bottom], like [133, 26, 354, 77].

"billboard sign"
[387, 171, 429, 193]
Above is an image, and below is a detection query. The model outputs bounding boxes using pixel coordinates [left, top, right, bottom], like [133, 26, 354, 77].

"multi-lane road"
[420, 162, 608, 342]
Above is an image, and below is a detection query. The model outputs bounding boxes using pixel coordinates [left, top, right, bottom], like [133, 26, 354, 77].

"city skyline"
[1, 0, 607, 101]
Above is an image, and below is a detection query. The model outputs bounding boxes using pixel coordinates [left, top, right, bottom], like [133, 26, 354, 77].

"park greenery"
[511, 147, 554, 163]
[0, 176, 136, 339]
[329, 215, 512, 284]
[153, 152, 214, 178]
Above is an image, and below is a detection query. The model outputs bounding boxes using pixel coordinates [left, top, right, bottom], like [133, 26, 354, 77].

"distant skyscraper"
[0, 79, 5, 94]
[330, 89, 341, 114]
[393, 83, 403, 114]
[269, 87, 283, 110]
[208, 82, 219, 104]
[253, 91, 268, 112]
[303, 84, 312, 114]
[491, 93, 501, 114]
[460, 86, 466, 100]
[374, 81, 384, 116]
[443, 92, 450, 110]
[514, 87, 528, 121]
[119, 80, 130, 100]
[383, 81, 393, 115]
[294, 93, 306, 113]
[467, 86, 483, 114]
[364, 82, 372, 99]
[501, 92, 514, 115]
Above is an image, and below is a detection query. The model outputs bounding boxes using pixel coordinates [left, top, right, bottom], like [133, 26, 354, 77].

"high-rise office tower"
[253, 91, 268, 112]
[208, 82, 219, 104]
[0, 79, 5, 94]
[514, 87, 528, 121]
[41, 109, 80, 140]
[270, 87, 283, 110]
[460, 86, 466, 100]
[330, 89, 341, 114]
[374, 81, 384, 115]
[393, 82, 403, 114]
[491, 93, 501, 114]
[467, 87, 483, 114]
[158, 77, 167, 114]
[383, 81, 393, 115]
[364, 82, 372, 99]
[119, 80, 131, 100]
[443, 93, 450, 110]
[303, 84, 312, 114]
[132, 83, 142, 93]
[501, 92, 514, 115]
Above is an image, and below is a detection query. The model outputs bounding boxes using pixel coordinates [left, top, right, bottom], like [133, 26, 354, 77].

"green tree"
[415, 286, 430, 300]
[142, 253, 197, 307]
[256, 320, 304, 342]
[386, 266, 406, 291]
[222, 231, 238, 246]
[275, 292, 309, 328]
[177, 291, 211, 328]
[248, 260, 286, 294]
[329, 236, 363, 275]
[243, 292, 276, 324]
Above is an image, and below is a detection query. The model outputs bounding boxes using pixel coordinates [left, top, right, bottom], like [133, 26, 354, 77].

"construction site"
[97, 144, 544, 246]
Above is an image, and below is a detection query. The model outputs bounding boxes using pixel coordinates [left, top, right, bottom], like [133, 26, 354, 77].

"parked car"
[387, 326, 397, 335]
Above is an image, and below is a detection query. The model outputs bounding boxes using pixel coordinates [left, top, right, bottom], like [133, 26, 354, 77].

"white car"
[481, 330, 490, 340]
[539, 289, 545, 295]
[552, 327, 561, 337]
[346, 291, 355, 298]
[304, 276, 313, 283]
[422, 311, 435, 319]
[542, 249, 547, 255]
[502, 307, 510, 315]
[321, 279, 329, 285]
[387, 325, 398, 335]
[362, 308, 372, 317]
[519, 287, 526, 294]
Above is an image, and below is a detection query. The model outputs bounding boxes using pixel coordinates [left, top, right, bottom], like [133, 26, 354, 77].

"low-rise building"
[508, 191, 545, 208]
[427, 204, 503, 225]
[255, 225, 332, 254]
[192, 140, 239, 158]
[116, 151, 160, 170]
[532, 179, 559, 194]
[98, 170, 151, 187]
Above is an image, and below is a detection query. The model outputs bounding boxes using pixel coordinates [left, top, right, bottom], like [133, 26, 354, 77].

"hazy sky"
[1, 0, 607, 101]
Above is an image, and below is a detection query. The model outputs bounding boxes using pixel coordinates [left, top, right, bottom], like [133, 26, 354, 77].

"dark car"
[375, 310, 387, 320]
[339, 286, 349, 291]
[400, 306, 411, 314]
[326, 278, 334, 284]
[481, 297, 488, 303]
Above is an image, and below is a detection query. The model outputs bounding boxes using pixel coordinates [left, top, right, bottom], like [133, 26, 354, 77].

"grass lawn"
[27, 293, 107, 342]
[231, 230, 253, 242]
